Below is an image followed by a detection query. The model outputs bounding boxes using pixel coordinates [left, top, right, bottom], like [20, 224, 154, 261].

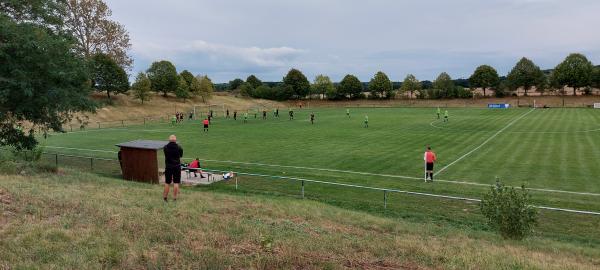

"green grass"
[38, 107, 600, 243]
[1, 171, 600, 269]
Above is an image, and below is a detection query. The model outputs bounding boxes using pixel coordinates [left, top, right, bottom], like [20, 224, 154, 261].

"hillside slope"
[1, 171, 599, 269]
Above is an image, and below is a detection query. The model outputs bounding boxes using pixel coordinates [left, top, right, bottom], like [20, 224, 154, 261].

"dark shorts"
[426, 163, 434, 171]
[165, 167, 181, 184]
[204, 124, 208, 128]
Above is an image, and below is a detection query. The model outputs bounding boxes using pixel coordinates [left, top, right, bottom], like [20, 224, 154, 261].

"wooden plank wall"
[120, 147, 159, 184]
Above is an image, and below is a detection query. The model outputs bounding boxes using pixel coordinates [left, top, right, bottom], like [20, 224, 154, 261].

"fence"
[61, 114, 190, 132]
[3, 149, 593, 217]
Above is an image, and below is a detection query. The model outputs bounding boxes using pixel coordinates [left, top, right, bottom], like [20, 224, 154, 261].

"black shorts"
[426, 163, 434, 171]
[203, 124, 208, 128]
[165, 167, 181, 184]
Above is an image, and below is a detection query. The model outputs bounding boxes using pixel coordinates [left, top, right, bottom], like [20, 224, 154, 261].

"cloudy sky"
[106, 0, 600, 83]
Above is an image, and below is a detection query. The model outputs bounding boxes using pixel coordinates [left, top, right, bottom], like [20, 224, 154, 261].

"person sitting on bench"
[188, 158, 205, 178]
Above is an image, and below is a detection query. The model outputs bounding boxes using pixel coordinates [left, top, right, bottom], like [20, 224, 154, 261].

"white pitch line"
[43, 144, 600, 197]
[434, 108, 536, 176]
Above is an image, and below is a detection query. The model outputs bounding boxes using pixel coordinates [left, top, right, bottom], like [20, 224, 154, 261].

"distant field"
[40, 107, 600, 242]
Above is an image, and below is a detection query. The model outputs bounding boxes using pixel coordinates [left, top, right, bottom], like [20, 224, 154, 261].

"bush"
[480, 180, 538, 240]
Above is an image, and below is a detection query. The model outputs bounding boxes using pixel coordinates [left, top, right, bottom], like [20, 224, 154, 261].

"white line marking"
[43, 144, 600, 197]
[434, 109, 536, 176]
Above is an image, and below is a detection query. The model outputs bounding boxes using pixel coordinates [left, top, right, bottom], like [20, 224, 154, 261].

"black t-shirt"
[163, 142, 183, 169]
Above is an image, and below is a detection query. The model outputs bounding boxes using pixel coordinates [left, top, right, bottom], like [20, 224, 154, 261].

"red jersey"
[202, 119, 209, 125]
[189, 160, 200, 168]
[424, 151, 436, 163]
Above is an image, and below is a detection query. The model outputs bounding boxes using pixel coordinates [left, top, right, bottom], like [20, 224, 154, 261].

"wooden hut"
[116, 140, 168, 184]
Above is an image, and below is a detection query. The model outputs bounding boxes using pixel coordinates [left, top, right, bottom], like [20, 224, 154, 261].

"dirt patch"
[0, 188, 11, 205]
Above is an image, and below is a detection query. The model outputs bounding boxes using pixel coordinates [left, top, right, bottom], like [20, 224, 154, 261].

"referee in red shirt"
[424, 146, 437, 182]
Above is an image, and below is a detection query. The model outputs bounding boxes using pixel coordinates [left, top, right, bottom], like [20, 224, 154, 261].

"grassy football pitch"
[40, 107, 600, 241]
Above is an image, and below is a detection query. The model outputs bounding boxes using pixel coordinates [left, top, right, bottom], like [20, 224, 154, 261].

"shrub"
[480, 180, 538, 240]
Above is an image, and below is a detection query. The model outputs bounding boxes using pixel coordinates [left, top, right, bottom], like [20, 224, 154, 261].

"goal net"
[192, 104, 226, 119]
[594, 103, 600, 109]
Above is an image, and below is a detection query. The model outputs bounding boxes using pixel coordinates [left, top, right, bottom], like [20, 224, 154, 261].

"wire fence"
[2, 148, 597, 217]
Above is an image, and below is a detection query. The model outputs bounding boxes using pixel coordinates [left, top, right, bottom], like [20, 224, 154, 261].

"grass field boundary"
[434, 108, 536, 176]
[27, 149, 600, 216]
[201, 168, 600, 216]
[41, 145, 600, 197]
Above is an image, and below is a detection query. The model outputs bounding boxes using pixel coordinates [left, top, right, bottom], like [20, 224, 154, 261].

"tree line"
[222, 54, 600, 101]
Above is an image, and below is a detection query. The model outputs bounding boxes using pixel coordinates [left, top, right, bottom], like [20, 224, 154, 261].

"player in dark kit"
[263, 110, 267, 120]
[226, 109, 230, 118]
[310, 113, 315, 124]
[233, 111, 237, 120]
[289, 109, 294, 120]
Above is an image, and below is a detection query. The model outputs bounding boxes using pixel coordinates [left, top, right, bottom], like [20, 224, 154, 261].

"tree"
[1, 1, 96, 150]
[90, 53, 129, 100]
[593, 67, 600, 89]
[146, 60, 178, 97]
[469, 65, 500, 97]
[197, 75, 214, 102]
[188, 76, 202, 96]
[338, 74, 363, 99]
[368, 71, 393, 99]
[175, 75, 191, 101]
[240, 83, 253, 97]
[432, 72, 454, 98]
[311, 75, 335, 99]
[283, 68, 310, 99]
[179, 70, 195, 87]
[246, 75, 262, 89]
[505, 57, 546, 96]
[131, 72, 152, 104]
[550, 53, 594, 96]
[64, 0, 133, 69]
[228, 78, 244, 90]
[400, 74, 421, 99]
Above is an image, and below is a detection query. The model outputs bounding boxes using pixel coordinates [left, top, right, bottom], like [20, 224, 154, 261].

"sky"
[105, 0, 600, 83]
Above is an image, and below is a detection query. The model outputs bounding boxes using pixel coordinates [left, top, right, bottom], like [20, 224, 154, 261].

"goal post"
[192, 104, 226, 119]
[594, 103, 600, 109]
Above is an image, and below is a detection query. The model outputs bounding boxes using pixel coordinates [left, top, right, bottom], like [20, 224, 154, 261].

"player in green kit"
[346, 108, 350, 118]
[444, 110, 449, 122]
[364, 115, 369, 128]
[171, 115, 177, 126]
[437, 107, 441, 119]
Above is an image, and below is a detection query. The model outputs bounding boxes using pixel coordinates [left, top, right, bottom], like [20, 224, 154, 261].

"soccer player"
[244, 112, 248, 123]
[310, 112, 315, 124]
[444, 110, 449, 122]
[202, 118, 209, 132]
[171, 115, 177, 126]
[364, 115, 369, 128]
[423, 146, 437, 182]
[233, 111, 237, 121]
[346, 108, 350, 118]
[226, 109, 230, 118]
[275, 108, 279, 118]
[289, 108, 294, 120]
[263, 110, 267, 120]
[437, 107, 441, 119]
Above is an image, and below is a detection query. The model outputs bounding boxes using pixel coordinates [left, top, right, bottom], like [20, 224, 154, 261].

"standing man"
[275, 108, 279, 118]
[163, 135, 183, 202]
[226, 109, 230, 118]
[310, 112, 315, 124]
[202, 118, 209, 132]
[364, 115, 369, 128]
[233, 111, 237, 121]
[263, 110, 267, 120]
[171, 115, 177, 126]
[437, 107, 441, 119]
[346, 108, 350, 118]
[444, 110, 449, 122]
[289, 108, 294, 120]
[244, 112, 248, 123]
[423, 146, 437, 182]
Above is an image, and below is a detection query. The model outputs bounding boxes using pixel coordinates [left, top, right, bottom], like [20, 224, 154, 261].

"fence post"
[70, 125, 73, 132]
[121, 120, 124, 127]
[97, 122, 100, 129]
[235, 176, 238, 190]
[55, 154, 58, 167]
[384, 190, 388, 209]
[143, 117, 146, 126]
[301, 180, 305, 199]
[90, 157, 93, 171]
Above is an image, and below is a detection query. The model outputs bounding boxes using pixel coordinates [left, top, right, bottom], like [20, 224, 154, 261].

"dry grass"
[1, 170, 599, 269]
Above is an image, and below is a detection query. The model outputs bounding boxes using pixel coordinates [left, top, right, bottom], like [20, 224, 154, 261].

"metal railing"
[5, 149, 600, 216]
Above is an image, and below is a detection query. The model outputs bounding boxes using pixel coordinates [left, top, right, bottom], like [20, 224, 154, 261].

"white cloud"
[183, 40, 305, 67]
